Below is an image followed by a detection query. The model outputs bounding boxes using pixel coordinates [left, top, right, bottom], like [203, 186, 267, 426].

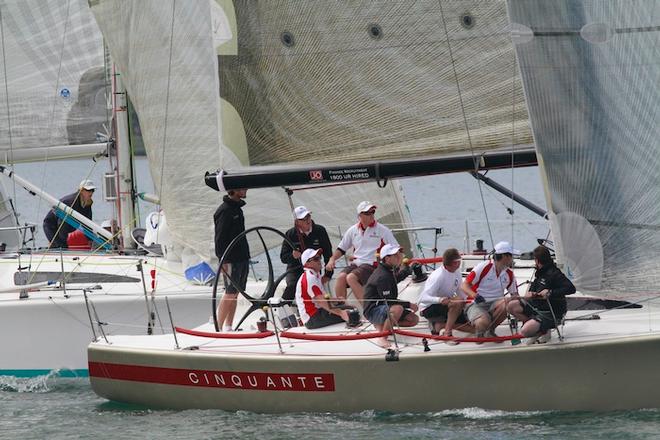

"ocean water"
[5, 159, 657, 438]
[2, 376, 660, 439]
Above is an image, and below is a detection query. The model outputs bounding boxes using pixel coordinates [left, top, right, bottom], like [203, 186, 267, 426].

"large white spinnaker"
[508, 0, 660, 295]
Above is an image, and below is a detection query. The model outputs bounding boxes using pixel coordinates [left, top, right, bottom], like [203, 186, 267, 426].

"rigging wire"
[435, 1, 495, 251]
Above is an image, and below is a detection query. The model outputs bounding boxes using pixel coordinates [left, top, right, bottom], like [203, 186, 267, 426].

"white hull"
[88, 262, 660, 412]
[0, 251, 242, 377]
[88, 329, 660, 412]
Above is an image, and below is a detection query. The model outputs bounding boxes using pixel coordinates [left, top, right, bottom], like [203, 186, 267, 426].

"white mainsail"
[0, 0, 108, 160]
[89, 0, 416, 263]
[508, 0, 660, 294]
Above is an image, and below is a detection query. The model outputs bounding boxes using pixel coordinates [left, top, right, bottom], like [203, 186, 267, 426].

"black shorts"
[305, 309, 344, 329]
[522, 298, 564, 332]
[421, 303, 468, 324]
[222, 260, 249, 294]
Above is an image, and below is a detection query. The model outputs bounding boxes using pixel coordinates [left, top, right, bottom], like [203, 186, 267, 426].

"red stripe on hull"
[89, 362, 335, 391]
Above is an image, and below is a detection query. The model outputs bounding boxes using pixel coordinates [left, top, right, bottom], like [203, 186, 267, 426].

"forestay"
[509, 0, 660, 294]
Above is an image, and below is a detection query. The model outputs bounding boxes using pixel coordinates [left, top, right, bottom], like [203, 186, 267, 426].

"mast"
[111, 67, 137, 249]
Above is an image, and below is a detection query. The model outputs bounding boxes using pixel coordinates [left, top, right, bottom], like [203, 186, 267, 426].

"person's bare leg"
[334, 272, 348, 299]
[507, 298, 528, 322]
[346, 273, 364, 304]
[520, 319, 541, 337]
[490, 299, 508, 329]
[399, 311, 419, 328]
[473, 314, 490, 333]
[217, 293, 238, 330]
[444, 300, 464, 336]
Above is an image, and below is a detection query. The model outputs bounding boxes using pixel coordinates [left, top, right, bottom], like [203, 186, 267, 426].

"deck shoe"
[537, 331, 551, 344]
[347, 309, 361, 327]
[525, 335, 539, 345]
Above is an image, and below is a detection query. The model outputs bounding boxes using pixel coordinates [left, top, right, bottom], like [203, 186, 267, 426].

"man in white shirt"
[460, 241, 519, 338]
[325, 201, 398, 304]
[418, 248, 474, 336]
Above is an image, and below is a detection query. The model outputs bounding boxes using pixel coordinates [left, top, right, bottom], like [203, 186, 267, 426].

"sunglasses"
[307, 256, 321, 262]
[361, 210, 376, 215]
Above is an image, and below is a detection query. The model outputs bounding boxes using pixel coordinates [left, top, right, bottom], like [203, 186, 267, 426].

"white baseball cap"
[294, 206, 312, 220]
[301, 248, 323, 266]
[494, 241, 520, 255]
[379, 243, 402, 259]
[356, 201, 377, 214]
[79, 179, 96, 191]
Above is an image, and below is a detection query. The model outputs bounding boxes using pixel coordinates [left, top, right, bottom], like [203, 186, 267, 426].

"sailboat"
[88, 0, 660, 412]
[0, 0, 419, 378]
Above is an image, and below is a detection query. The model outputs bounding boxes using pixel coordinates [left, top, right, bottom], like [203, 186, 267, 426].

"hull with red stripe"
[88, 311, 660, 412]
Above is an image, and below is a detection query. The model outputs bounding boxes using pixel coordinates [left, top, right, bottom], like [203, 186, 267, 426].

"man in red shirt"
[296, 248, 354, 329]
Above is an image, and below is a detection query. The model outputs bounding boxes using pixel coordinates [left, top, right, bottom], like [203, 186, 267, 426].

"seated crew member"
[460, 241, 519, 338]
[280, 206, 333, 301]
[325, 201, 398, 304]
[43, 179, 96, 248]
[507, 245, 575, 344]
[418, 247, 474, 336]
[363, 243, 418, 347]
[295, 248, 356, 329]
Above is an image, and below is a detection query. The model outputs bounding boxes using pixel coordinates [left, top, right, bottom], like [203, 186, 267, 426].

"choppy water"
[2, 376, 660, 439]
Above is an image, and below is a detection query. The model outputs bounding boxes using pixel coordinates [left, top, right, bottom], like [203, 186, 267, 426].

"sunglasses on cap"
[361, 210, 376, 215]
[307, 256, 321, 262]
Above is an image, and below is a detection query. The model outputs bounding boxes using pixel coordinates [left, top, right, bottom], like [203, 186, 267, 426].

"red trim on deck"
[280, 330, 390, 341]
[174, 327, 274, 338]
[88, 362, 335, 391]
[394, 328, 524, 343]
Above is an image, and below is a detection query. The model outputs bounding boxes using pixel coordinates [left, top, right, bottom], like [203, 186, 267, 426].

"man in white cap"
[325, 201, 398, 304]
[43, 179, 96, 248]
[460, 241, 519, 339]
[295, 248, 356, 329]
[363, 243, 418, 346]
[280, 206, 333, 301]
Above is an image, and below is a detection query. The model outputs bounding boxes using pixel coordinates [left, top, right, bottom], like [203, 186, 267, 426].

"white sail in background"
[90, 0, 415, 262]
[508, 0, 660, 294]
[0, 0, 108, 160]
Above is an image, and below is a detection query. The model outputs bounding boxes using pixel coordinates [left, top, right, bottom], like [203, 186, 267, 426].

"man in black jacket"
[214, 188, 249, 331]
[507, 245, 576, 343]
[363, 243, 418, 346]
[279, 206, 333, 301]
[43, 179, 95, 248]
